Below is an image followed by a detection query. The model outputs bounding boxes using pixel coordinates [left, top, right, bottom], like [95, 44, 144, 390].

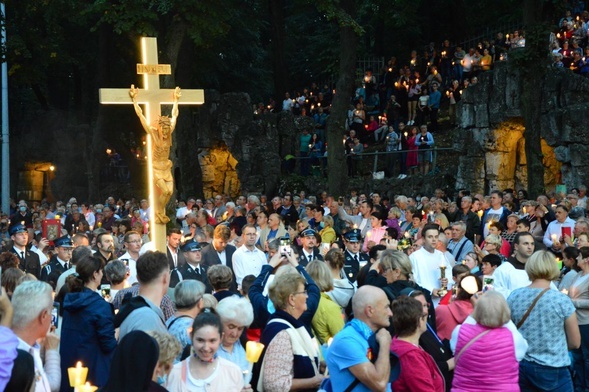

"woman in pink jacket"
[450, 291, 528, 392]
[435, 274, 482, 341]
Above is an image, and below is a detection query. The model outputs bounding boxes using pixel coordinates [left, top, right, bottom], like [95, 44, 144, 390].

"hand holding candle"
[244, 341, 265, 385]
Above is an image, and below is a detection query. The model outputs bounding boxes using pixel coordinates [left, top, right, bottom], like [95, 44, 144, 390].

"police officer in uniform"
[170, 240, 212, 293]
[343, 229, 369, 283]
[297, 228, 324, 267]
[8, 223, 41, 278]
[40, 235, 74, 289]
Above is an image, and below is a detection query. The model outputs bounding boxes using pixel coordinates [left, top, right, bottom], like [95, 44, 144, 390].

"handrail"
[290, 146, 460, 175]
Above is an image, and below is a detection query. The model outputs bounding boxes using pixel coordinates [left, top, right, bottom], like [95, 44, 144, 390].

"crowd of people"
[552, 10, 589, 75]
[1, 183, 589, 391]
[257, 9, 589, 180]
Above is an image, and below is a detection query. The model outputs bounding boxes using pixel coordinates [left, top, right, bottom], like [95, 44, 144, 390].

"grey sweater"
[569, 271, 589, 325]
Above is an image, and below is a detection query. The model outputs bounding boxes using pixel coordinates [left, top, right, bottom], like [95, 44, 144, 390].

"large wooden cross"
[99, 37, 204, 252]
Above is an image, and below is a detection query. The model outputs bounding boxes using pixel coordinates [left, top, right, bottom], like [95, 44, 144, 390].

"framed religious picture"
[42, 219, 61, 246]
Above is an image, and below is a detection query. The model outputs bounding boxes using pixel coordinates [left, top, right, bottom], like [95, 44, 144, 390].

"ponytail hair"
[66, 256, 103, 292]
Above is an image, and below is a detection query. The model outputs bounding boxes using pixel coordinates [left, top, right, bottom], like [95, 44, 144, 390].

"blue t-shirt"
[326, 325, 391, 392]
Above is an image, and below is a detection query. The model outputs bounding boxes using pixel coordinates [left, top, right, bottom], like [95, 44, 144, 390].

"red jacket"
[390, 337, 445, 392]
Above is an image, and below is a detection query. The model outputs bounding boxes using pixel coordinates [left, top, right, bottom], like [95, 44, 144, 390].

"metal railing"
[290, 146, 460, 177]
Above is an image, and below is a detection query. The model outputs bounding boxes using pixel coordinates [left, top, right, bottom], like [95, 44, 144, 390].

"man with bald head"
[327, 285, 392, 391]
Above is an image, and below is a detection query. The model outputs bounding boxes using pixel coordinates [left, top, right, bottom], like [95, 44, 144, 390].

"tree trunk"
[326, 0, 357, 197]
[88, 25, 110, 201]
[268, 0, 288, 98]
[521, 0, 548, 198]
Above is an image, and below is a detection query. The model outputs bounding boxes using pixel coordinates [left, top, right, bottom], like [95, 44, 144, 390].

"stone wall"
[175, 91, 315, 200]
[455, 62, 589, 194]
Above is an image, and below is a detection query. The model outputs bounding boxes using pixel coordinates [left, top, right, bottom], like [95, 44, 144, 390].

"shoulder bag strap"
[516, 288, 550, 329]
[453, 239, 468, 260]
[455, 329, 491, 363]
[166, 314, 192, 330]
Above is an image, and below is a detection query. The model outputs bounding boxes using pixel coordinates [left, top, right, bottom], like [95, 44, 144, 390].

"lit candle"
[246, 341, 265, 363]
[551, 233, 558, 245]
[327, 337, 334, 346]
[561, 288, 569, 295]
[76, 382, 98, 392]
[68, 361, 88, 388]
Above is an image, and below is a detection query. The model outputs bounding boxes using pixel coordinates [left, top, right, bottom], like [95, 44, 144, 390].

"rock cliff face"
[455, 62, 589, 194]
[174, 91, 315, 199]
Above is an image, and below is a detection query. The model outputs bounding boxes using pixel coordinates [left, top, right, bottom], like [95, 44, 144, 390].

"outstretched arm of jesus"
[129, 85, 152, 135]
[170, 87, 181, 131]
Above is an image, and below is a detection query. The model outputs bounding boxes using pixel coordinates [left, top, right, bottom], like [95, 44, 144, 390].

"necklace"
[189, 356, 218, 380]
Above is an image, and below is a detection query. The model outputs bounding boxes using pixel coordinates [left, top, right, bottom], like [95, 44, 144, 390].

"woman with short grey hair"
[104, 260, 127, 302]
[165, 280, 205, 362]
[216, 296, 254, 379]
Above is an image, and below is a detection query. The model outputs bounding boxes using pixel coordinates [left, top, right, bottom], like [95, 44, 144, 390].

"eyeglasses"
[126, 240, 142, 244]
[293, 290, 308, 296]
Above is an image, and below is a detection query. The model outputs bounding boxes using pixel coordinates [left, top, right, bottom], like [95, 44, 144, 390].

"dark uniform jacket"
[40, 255, 70, 289]
[297, 247, 324, 267]
[9, 247, 41, 278]
[344, 249, 369, 283]
[169, 262, 212, 293]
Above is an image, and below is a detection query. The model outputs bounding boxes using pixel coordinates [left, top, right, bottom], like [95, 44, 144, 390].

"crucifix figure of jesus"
[99, 37, 204, 252]
[129, 84, 180, 224]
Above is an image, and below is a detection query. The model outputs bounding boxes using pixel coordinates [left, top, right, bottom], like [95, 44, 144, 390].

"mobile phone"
[51, 302, 59, 329]
[483, 276, 494, 292]
[338, 196, 344, 206]
[279, 237, 292, 256]
[101, 284, 111, 299]
[321, 243, 330, 252]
